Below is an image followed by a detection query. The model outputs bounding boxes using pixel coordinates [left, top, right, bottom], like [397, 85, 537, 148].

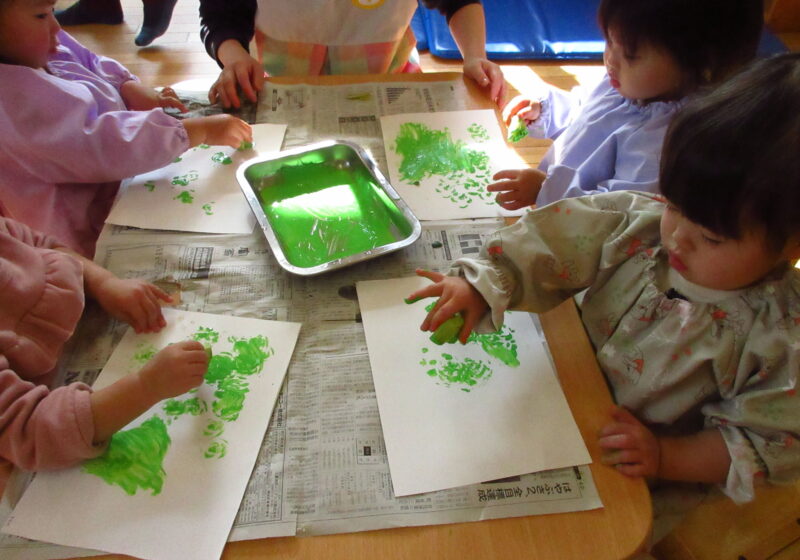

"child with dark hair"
[409, 52, 800, 540]
[491, 0, 764, 209]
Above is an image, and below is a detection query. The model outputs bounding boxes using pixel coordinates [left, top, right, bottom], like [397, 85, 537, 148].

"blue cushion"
[414, 0, 787, 61]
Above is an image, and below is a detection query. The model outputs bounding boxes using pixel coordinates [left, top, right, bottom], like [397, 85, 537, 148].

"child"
[489, 0, 763, 210]
[409, 52, 800, 517]
[0, 216, 208, 471]
[0, 0, 252, 257]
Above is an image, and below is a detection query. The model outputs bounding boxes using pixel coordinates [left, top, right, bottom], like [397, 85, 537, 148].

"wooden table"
[0, 73, 651, 560]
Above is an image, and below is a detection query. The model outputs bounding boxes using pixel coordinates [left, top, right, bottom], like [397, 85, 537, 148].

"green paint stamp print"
[392, 121, 494, 209]
[171, 170, 199, 187]
[211, 152, 233, 165]
[143, 180, 156, 192]
[174, 190, 195, 204]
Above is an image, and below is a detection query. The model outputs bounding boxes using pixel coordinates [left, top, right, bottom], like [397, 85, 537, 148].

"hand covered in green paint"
[598, 406, 660, 478]
[94, 278, 172, 334]
[183, 114, 253, 149]
[487, 168, 547, 210]
[137, 340, 209, 401]
[463, 56, 507, 105]
[120, 81, 188, 113]
[408, 269, 488, 344]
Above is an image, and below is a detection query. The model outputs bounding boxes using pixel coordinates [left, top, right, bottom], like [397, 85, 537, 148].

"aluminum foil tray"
[237, 140, 421, 276]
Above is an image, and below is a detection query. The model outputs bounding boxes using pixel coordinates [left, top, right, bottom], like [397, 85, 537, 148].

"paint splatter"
[132, 343, 158, 365]
[468, 326, 520, 367]
[211, 152, 233, 165]
[202, 203, 214, 215]
[392, 121, 493, 208]
[467, 123, 490, 142]
[173, 156, 183, 163]
[175, 190, 195, 204]
[193, 326, 220, 345]
[171, 170, 199, 187]
[163, 397, 208, 419]
[82, 416, 171, 496]
[143, 180, 156, 192]
[421, 352, 493, 392]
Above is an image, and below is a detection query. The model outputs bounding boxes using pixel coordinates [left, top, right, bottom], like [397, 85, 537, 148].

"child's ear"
[782, 234, 800, 263]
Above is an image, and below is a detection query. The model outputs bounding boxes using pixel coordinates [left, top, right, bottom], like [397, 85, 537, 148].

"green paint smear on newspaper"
[83, 416, 171, 496]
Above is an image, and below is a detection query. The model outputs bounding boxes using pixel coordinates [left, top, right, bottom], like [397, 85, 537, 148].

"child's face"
[0, 0, 59, 68]
[604, 28, 685, 102]
[660, 203, 797, 291]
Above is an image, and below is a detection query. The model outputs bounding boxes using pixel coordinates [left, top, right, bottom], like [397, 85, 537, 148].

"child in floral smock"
[409, 53, 800, 541]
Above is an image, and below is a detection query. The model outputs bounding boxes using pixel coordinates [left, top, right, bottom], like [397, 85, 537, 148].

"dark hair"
[660, 53, 800, 252]
[598, 0, 763, 89]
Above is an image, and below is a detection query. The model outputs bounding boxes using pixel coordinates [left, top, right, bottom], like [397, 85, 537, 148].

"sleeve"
[0, 357, 104, 471]
[701, 317, 800, 503]
[451, 191, 664, 330]
[422, 0, 481, 22]
[199, 0, 258, 65]
[0, 74, 189, 184]
[55, 31, 137, 90]
[535, 103, 673, 207]
[0, 217, 63, 250]
[526, 83, 586, 140]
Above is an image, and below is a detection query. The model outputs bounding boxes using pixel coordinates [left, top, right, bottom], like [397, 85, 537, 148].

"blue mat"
[414, 0, 786, 61]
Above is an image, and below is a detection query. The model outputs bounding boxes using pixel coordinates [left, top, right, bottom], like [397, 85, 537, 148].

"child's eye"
[701, 234, 723, 246]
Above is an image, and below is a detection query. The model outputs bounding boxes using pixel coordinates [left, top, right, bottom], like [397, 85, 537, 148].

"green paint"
[202, 202, 214, 215]
[163, 397, 207, 419]
[197, 144, 210, 149]
[392, 122, 494, 208]
[421, 354, 493, 392]
[507, 116, 529, 142]
[204, 439, 227, 459]
[468, 325, 520, 367]
[430, 313, 465, 345]
[204, 420, 224, 437]
[346, 92, 372, 101]
[204, 335, 271, 422]
[143, 180, 156, 192]
[173, 156, 183, 163]
[175, 190, 194, 204]
[404, 296, 423, 304]
[171, 170, 199, 187]
[83, 416, 171, 496]
[237, 140, 253, 151]
[211, 152, 233, 165]
[132, 343, 157, 365]
[193, 326, 220, 345]
[467, 123, 490, 142]
[252, 160, 414, 269]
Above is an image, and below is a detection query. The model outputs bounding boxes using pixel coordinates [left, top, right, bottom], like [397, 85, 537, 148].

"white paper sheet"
[357, 276, 591, 497]
[3, 309, 301, 560]
[380, 110, 525, 220]
[106, 123, 287, 234]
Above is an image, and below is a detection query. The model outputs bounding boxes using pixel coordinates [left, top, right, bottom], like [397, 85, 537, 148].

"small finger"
[492, 169, 520, 181]
[236, 67, 258, 103]
[415, 269, 445, 283]
[222, 79, 240, 109]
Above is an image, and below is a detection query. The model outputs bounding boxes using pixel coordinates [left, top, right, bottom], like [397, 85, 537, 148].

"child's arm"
[408, 269, 489, 344]
[120, 82, 188, 113]
[446, 3, 506, 104]
[598, 407, 731, 484]
[90, 341, 208, 442]
[182, 114, 253, 149]
[57, 248, 171, 334]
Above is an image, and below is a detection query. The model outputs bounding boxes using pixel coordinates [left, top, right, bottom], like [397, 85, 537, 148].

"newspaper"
[0, 81, 601, 559]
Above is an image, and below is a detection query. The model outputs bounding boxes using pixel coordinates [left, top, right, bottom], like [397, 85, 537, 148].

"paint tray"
[237, 140, 421, 276]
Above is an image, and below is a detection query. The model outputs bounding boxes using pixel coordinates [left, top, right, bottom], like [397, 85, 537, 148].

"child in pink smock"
[0, 216, 208, 471]
[409, 52, 800, 543]
[0, 1, 252, 257]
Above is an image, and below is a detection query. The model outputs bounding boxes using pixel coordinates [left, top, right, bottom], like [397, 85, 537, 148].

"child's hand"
[462, 56, 507, 104]
[137, 340, 208, 401]
[94, 278, 172, 334]
[408, 269, 488, 344]
[208, 40, 266, 109]
[501, 95, 542, 126]
[120, 81, 188, 113]
[487, 168, 546, 210]
[598, 406, 660, 478]
[183, 115, 253, 149]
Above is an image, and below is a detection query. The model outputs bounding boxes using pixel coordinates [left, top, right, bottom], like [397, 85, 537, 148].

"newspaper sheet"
[0, 80, 602, 559]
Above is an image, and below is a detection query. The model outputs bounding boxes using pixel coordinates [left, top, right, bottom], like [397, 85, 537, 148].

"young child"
[0, 216, 208, 471]
[490, 0, 763, 210]
[0, 0, 252, 257]
[409, 52, 800, 515]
